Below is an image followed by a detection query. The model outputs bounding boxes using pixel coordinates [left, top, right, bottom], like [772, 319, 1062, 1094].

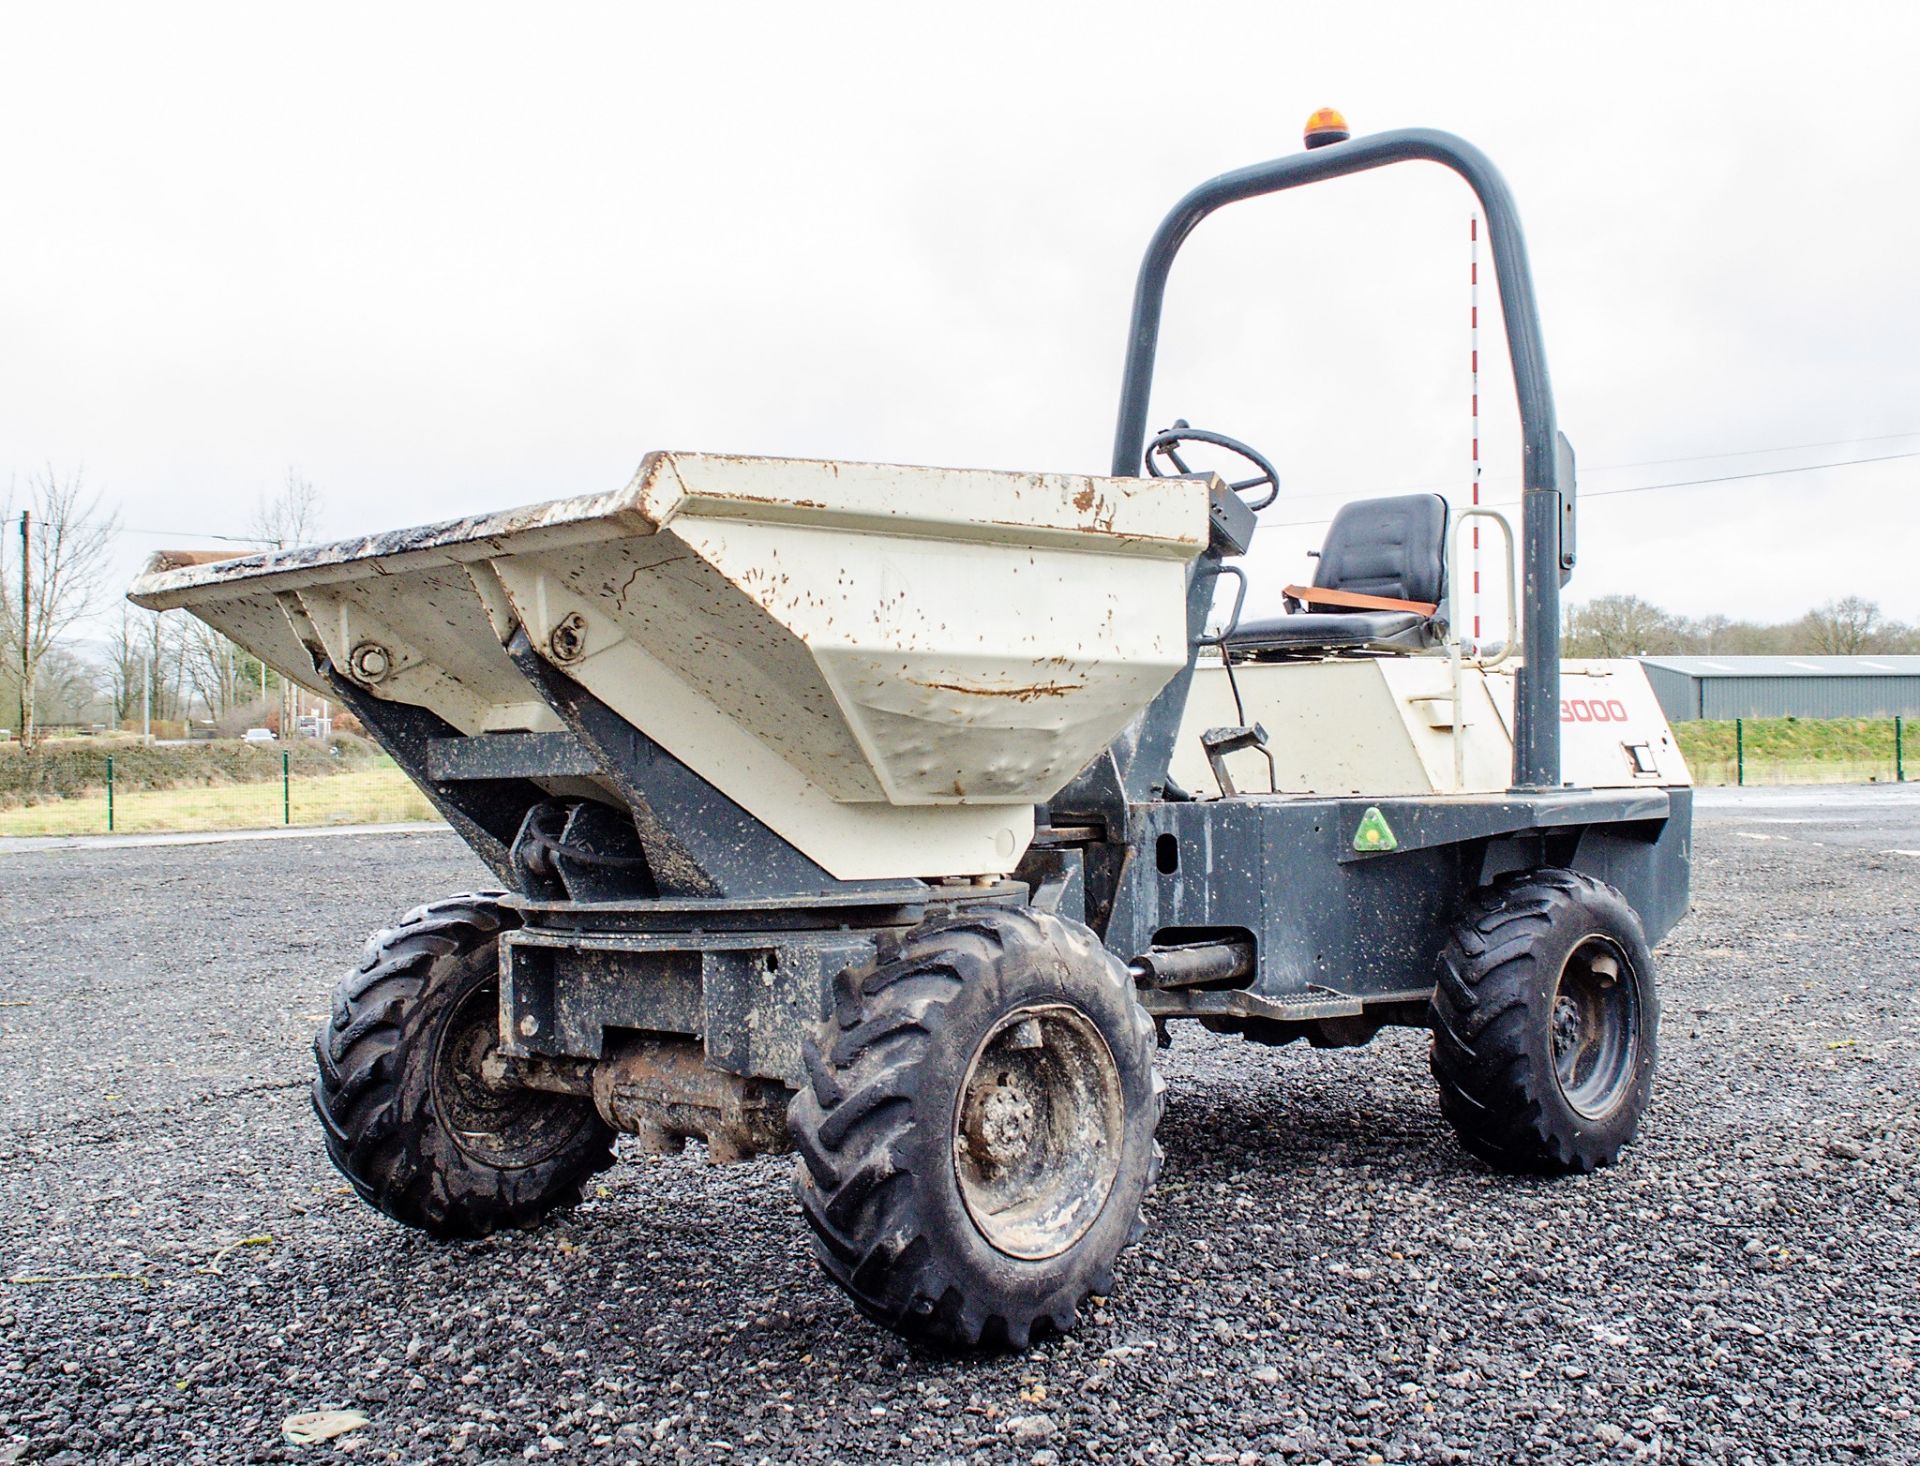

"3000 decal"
[1561, 697, 1631, 723]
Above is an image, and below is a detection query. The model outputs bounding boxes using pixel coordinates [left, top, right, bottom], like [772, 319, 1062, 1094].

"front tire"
[312, 894, 615, 1237]
[790, 906, 1162, 1352]
[1429, 868, 1659, 1175]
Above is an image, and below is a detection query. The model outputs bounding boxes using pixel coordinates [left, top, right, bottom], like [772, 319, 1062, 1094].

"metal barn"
[1636, 655, 1920, 722]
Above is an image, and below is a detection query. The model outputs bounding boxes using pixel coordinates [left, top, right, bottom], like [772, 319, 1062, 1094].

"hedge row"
[0, 735, 384, 809]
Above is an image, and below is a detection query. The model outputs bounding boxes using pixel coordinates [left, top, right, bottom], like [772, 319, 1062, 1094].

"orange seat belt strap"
[1282, 584, 1438, 616]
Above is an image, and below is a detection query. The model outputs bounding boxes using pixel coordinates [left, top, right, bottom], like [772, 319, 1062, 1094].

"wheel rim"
[1549, 936, 1641, 1121]
[952, 1003, 1125, 1261]
[430, 982, 595, 1170]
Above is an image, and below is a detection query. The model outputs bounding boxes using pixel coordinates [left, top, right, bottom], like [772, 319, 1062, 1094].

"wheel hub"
[431, 983, 597, 1170]
[1551, 994, 1582, 1058]
[1548, 937, 1640, 1121]
[953, 1004, 1124, 1261]
[977, 1085, 1038, 1161]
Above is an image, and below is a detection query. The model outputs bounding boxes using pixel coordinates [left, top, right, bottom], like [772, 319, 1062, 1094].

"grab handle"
[1450, 508, 1517, 669]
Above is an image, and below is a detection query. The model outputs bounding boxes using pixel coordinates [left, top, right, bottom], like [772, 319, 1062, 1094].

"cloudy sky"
[4, 3, 1918, 643]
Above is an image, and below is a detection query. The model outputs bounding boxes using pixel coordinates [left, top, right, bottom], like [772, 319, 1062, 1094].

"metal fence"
[1679, 717, 1909, 788]
[0, 720, 1910, 836]
[0, 747, 441, 837]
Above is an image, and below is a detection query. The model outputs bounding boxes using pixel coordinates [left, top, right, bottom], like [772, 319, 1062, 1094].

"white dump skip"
[131, 453, 1210, 879]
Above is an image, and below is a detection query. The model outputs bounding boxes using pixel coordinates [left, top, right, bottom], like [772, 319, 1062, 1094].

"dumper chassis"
[134, 121, 1691, 1353]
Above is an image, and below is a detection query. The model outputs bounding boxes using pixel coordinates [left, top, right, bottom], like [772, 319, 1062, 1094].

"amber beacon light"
[1302, 107, 1351, 148]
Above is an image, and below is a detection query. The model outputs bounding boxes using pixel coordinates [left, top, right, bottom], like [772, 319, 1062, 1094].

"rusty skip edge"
[126, 490, 660, 611]
[130, 453, 1210, 612]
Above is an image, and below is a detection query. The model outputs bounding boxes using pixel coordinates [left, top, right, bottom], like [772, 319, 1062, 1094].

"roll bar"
[1110, 128, 1569, 791]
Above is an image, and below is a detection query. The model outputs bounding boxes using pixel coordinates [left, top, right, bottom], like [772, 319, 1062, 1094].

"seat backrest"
[1314, 493, 1448, 606]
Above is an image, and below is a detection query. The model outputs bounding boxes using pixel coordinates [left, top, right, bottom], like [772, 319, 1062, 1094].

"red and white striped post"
[1470, 214, 1482, 646]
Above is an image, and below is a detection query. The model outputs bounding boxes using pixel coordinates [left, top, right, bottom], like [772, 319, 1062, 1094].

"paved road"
[1696, 782, 1920, 851]
[0, 821, 445, 857]
[1, 819, 1915, 1463]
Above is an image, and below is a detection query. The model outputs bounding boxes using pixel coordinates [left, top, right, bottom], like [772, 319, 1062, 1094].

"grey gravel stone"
[1005, 1414, 1056, 1441]
[1, 822, 1916, 1463]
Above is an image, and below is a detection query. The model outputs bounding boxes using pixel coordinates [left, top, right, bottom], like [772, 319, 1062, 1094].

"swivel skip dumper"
[132, 113, 1690, 1353]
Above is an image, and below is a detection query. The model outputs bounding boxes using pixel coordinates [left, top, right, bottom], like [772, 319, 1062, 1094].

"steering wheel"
[1144, 420, 1280, 510]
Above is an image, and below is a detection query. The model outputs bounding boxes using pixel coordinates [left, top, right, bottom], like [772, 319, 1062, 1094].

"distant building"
[1636, 655, 1920, 722]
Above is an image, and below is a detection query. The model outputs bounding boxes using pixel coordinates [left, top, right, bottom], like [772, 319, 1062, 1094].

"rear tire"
[312, 894, 615, 1237]
[789, 905, 1162, 1352]
[1429, 868, 1658, 1175]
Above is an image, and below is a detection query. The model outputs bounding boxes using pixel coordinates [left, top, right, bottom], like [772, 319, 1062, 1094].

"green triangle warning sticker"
[1352, 805, 1399, 853]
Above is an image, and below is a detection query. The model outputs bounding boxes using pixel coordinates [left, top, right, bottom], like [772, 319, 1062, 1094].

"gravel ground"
[0, 821, 1915, 1464]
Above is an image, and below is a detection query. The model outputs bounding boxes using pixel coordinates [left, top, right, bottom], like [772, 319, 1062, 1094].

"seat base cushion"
[1225, 609, 1431, 655]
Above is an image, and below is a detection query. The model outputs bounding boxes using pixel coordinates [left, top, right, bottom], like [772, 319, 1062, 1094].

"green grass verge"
[1674, 717, 1909, 787]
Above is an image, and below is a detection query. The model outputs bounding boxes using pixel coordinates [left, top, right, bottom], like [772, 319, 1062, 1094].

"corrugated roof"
[1635, 655, 1920, 678]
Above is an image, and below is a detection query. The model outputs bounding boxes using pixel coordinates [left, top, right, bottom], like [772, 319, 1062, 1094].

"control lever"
[1201, 723, 1276, 798]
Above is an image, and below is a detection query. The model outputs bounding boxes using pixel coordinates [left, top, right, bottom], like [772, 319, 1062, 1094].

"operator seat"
[1226, 493, 1449, 656]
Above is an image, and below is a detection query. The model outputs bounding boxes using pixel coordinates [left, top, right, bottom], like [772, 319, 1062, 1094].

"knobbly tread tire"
[790, 904, 1163, 1353]
[1429, 867, 1659, 1176]
[312, 892, 615, 1238]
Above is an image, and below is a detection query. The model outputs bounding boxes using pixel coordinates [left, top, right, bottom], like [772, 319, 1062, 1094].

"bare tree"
[1801, 596, 1885, 655]
[156, 613, 194, 722]
[106, 605, 195, 726]
[179, 616, 247, 721]
[0, 467, 121, 744]
[1560, 593, 1913, 659]
[1693, 616, 1796, 655]
[250, 469, 324, 550]
[1561, 595, 1688, 658]
[0, 549, 14, 731]
[106, 605, 149, 724]
[34, 646, 105, 725]
[243, 471, 325, 739]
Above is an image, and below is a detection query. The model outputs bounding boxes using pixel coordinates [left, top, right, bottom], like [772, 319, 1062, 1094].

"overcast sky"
[4, 3, 1918, 645]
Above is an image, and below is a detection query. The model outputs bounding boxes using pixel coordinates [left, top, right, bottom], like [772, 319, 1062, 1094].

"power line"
[1580, 449, 1920, 499]
[1581, 428, 1920, 474]
[1274, 425, 1920, 506]
[1267, 447, 1920, 529]
[117, 526, 275, 545]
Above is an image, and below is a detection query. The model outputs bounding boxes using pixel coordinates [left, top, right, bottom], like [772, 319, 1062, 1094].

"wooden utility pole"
[17, 509, 28, 744]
